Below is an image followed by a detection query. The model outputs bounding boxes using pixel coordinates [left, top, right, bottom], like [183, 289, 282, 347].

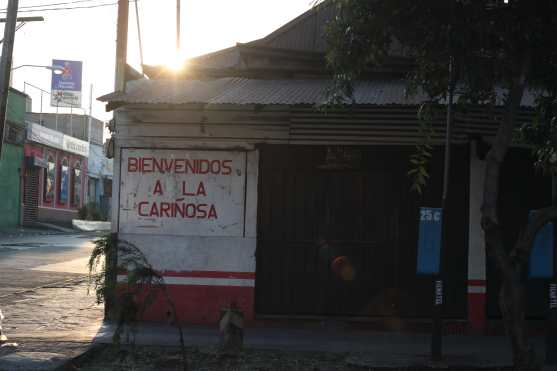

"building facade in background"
[0, 88, 28, 230]
[23, 122, 88, 225]
[87, 142, 113, 219]
[23, 112, 111, 225]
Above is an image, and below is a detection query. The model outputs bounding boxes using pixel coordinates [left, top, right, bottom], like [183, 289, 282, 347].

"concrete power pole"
[176, 0, 181, 56]
[88, 84, 93, 142]
[106, 0, 129, 320]
[0, 0, 18, 344]
[114, 0, 129, 92]
[0, 0, 19, 158]
[176, 0, 181, 53]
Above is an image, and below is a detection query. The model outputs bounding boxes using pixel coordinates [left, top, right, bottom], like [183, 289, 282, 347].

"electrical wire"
[134, 0, 144, 70]
[17, 0, 105, 10]
[0, 1, 129, 14]
[0, 22, 26, 44]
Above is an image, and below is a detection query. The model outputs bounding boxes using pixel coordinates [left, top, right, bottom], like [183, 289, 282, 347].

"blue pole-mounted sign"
[417, 207, 443, 275]
[529, 210, 555, 279]
[50, 59, 82, 108]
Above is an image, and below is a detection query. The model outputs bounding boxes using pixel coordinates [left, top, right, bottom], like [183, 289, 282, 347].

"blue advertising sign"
[529, 210, 554, 279]
[51, 59, 82, 108]
[417, 207, 443, 275]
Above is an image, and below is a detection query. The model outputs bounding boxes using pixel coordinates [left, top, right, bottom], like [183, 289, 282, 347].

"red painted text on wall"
[128, 157, 232, 175]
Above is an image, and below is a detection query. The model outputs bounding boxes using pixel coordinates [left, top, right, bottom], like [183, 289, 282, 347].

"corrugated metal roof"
[99, 77, 538, 107]
[245, 1, 409, 57]
[166, 1, 407, 77]
[188, 47, 242, 70]
[248, 2, 335, 53]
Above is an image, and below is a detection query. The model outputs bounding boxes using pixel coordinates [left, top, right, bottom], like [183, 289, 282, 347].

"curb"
[72, 220, 111, 232]
[33, 222, 75, 234]
[54, 343, 107, 371]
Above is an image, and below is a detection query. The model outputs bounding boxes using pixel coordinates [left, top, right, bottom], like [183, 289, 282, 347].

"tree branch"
[481, 82, 526, 227]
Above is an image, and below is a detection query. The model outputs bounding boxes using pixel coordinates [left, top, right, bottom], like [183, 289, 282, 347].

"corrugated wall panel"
[116, 105, 536, 146]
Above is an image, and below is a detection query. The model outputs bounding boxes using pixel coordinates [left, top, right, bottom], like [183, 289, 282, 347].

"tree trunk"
[480, 62, 538, 370]
[498, 266, 536, 370]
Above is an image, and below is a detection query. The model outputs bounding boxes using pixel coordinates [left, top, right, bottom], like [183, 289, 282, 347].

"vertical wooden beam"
[0, 0, 19, 157]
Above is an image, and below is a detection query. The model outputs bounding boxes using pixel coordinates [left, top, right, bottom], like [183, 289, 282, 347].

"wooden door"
[255, 144, 470, 319]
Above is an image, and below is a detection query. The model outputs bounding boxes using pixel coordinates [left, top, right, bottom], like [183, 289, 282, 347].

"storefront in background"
[87, 142, 113, 219]
[23, 122, 89, 225]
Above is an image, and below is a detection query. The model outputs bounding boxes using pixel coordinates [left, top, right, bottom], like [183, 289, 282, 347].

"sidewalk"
[0, 279, 103, 371]
[3, 310, 557, 369]
[92, 322, 555, 369]
[0, 270, 555, 370]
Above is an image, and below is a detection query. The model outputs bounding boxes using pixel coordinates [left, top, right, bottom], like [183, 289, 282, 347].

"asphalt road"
[0, 233, 98, 302]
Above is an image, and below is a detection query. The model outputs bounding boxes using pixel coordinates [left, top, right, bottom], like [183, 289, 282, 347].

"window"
[59, 159, 69, 204]
[71, 162, 81, 206]
[43, 156, 55, 203]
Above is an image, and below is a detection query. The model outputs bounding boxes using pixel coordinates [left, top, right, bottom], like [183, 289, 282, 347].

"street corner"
[0, 351, 66, 371]
[0, 342, 19, 358]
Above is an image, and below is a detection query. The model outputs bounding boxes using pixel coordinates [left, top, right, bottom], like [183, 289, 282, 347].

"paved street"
[0, 233, 96, 299]
[0, 232, 104, 370]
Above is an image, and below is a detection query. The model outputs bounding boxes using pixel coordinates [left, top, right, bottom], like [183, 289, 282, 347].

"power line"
[17, 0, 104, 10]
[0, 22, 25, 44]
[134, 0, 144, 69]
[0, 1, 127, 14]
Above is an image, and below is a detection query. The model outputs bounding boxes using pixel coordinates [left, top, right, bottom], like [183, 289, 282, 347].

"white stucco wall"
[88, 143, 113, 179]
[116, 146, 259, 274]
[468, 141, 487, 282]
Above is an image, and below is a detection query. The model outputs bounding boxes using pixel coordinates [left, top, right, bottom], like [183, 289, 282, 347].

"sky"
[2, 0, 314, 125]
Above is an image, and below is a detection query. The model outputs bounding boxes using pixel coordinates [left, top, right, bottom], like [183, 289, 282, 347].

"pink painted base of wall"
[118, 277, 487, 331]
[138, 284, 254, 325]
[467, 279, 487, 333]
[467, 293, 486, 332]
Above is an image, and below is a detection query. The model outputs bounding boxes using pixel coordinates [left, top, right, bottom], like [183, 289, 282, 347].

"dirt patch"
[65, 344, 372, 371]
[64, 344, 514, 371]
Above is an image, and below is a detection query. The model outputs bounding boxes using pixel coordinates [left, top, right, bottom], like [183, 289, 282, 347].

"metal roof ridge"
[246, 1, 332, 47]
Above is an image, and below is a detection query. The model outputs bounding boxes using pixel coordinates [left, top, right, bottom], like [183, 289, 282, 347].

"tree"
[325, 1, 557, 370]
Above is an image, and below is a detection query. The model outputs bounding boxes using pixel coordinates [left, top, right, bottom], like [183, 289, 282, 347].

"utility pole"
[88, 84, 93, 142]
[0, 0, 19, 158]
[431, 0, 456, 361]
[115, 0, 129, 92]
[176, 0, 181, 54]
[106, 0, 129, 320]
[0, 0, 18, 346]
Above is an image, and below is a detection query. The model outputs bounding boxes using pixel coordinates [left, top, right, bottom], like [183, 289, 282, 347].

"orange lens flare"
[331, 256, 355, 281]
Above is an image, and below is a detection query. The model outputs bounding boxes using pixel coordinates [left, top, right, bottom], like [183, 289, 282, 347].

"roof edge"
[245, 1, 331, 47]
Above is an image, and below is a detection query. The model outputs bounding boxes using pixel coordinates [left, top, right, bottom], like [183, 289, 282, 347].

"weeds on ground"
[88, 234, 188, 371]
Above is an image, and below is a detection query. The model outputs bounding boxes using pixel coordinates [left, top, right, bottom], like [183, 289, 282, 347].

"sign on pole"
[417, 207, 443, 275]
[529, 210, 555, 279]
[50, 59, 82, 108]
